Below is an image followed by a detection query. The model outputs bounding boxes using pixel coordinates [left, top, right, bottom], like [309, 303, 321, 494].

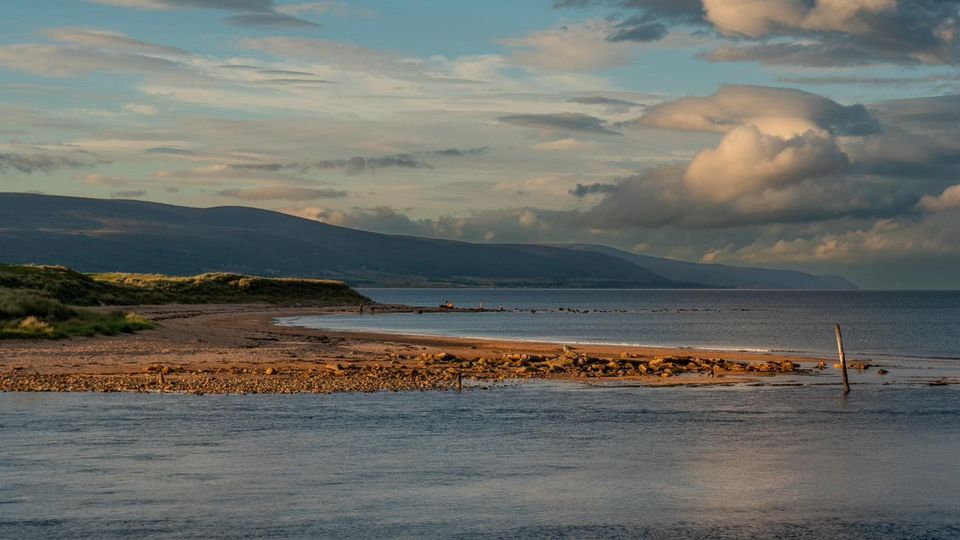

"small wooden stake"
[835, 324, 850, 395]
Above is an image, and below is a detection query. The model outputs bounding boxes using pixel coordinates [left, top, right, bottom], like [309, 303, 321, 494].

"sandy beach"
[0, 303, 864, 393]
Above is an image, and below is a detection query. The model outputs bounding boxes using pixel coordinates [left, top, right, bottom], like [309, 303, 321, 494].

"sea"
[3, 289, 959, 538]
[282, 288, 960, 363]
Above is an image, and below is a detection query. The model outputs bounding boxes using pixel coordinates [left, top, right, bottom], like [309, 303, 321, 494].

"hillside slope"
[564, 244, 858, 290]
[0, 194, 676, 287]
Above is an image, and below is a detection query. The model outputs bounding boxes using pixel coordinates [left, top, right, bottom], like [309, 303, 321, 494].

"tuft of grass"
[0, 287, 154, 340]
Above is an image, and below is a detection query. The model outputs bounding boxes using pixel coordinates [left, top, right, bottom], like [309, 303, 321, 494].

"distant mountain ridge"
[0, 193, 857, 289]
[0, 193, 674, 288]
[562, 244, 857, 290]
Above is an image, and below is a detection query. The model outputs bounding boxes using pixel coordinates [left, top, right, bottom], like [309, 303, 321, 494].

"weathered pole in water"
[834, 324, 850, 395]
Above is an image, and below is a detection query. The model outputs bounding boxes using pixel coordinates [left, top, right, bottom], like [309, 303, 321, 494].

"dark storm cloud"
[499, 113, 621, 135]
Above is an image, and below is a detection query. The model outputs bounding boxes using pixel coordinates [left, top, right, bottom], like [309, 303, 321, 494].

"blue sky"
[1, 1, 959, 287]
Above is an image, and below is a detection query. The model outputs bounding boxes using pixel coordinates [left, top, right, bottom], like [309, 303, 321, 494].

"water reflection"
[1, 383, 958, 538]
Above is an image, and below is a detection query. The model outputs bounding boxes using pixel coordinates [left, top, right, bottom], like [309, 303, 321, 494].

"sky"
[1, 0, 958, 288]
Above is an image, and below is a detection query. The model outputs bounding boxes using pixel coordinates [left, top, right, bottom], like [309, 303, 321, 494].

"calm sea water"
[2, 384, 959, 538]
[280, 289, 960, 362]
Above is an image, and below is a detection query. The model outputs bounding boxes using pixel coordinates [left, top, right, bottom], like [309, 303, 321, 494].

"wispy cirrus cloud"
[218, 186, 347, 201]
[89, 0, 320, 28]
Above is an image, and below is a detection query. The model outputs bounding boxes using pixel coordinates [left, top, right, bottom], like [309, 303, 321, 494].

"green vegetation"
[0, 288, 154, 339]
[0, 264, 369, 339]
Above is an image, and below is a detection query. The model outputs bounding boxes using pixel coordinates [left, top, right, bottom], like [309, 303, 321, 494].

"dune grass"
[0, 264, 369, 306]
[0, 264, 368, 339]
[0, 288, 154, 339]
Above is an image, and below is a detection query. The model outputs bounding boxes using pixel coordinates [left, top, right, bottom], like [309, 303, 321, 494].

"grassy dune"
[0, 264, 369, 339]
[0, 289, 153, 339]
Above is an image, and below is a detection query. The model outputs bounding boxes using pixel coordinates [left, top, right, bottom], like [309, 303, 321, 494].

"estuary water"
[2, 384, 959, 538]
[281, 288, 960, 362]
[4, 289, 959, 538]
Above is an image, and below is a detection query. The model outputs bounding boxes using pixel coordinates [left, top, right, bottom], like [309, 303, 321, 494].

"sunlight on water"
[2, 384, 959, 538]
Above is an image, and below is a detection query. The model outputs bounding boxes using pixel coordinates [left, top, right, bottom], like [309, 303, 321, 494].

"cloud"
[218, 186, 347, 201]
[83, 173, 135, 186]
[122, 103, 160, 116]
[500, 112, 621, 135]
[228, 148, 487, 177]
[699, 42, 897, 68]
[296, 206, 436, 236]
[567, 96, 640, 108]
[0, 44, 182, 77]
[277, 2, 373, 17]
[631, 85, 880, 137]
[918, 184, 960, 213]
[424, 147, 490, 157]
[225, 12, 321, 28]
[701, 0, 959, 66]
[500, 23, 641, 72]
[233, 153, 433, 176]
[873, 93, 960, 133]
[569, 182, 618, 197]
[559, 86, 946, 228]
[777, 73, 960, 86]
[533, 139, 597, 151]
[0, 151, 100, 174]
[555, 0, 960, 66]
[89, 0, 319, 28]
[145, 146, 197, 156]
[43, 27, 191, 56]
[841, 129, 960, 179]
[683, 126, 849, 203]
[242, 37, 426, 77]
[110, 189, 147, 198]
[90, 0, 275, 10]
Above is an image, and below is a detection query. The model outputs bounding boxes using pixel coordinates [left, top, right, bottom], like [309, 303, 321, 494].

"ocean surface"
[280, 288, 960, 362]
[2, 384, 959, 538]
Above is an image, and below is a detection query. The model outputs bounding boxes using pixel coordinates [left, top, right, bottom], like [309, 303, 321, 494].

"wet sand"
[0, 304, 864, 393]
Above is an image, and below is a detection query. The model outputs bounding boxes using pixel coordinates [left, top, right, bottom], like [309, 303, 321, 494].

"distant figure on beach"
[359, 304, 363, 314]
[440, 300, 454, 309]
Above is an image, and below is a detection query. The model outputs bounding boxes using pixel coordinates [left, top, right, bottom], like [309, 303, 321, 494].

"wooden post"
[834, 324, 850, 395]
[456, 371, 462, 392]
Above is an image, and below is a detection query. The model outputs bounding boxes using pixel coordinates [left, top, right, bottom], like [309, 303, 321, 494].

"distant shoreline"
[0, 303, 941, 394]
